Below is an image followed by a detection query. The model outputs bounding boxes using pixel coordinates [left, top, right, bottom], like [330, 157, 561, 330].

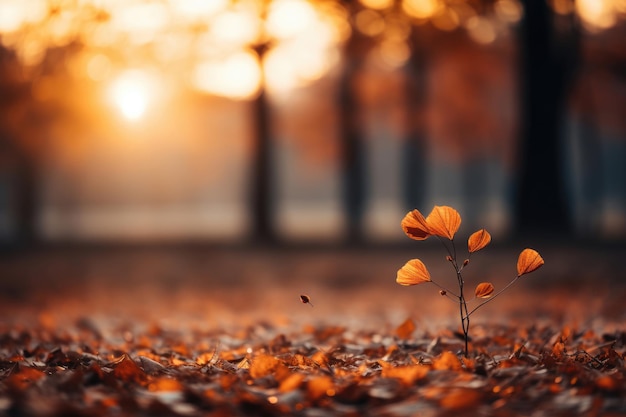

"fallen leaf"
[112, 354, 146, 384]
[381, 365, 429, 385]
[439, 388, 482, 410]
[432, 351, 462, 371]
[396, 318, 416, 339]
[307, 375, 335, 400]
[249, 354, 283, 379]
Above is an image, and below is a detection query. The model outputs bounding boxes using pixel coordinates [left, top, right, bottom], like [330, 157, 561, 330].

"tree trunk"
[249, 45, 275, 244]
[402, 28, 428, 211]
[515, 0, 580, 237]
[339, 32, 368, 244]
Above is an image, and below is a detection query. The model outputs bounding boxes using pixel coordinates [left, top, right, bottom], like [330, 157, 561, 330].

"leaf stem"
[465, 275, 521, 319]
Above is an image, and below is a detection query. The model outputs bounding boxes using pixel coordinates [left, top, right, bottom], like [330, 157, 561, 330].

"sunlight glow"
[576, 0, 619, 30]
[109, 2, 170, 45]
[192, 51, 261, 100]
[355, 10, 386, 36]
[359, 0, 395, 10]
[465, 16, 496, 44]
[171, 0, 228, 20]
[402, 0, 441, 19]
[110, 70, 155, 121]
[494, 0, 523, 23]
[87, 54, 112, 81]
[0, 0, 47, 32]
[266, 0, 316, 39]
[210, 8, 261, 47]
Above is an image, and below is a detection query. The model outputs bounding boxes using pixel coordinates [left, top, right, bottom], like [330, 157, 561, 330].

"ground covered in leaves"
[1, 244, 625, 416]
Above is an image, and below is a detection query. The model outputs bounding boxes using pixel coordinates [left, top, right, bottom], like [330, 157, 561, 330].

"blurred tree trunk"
[250, 44, 275, 244]
[515, 0, 580, 236]
[339, 29, 369, 244]
[0, 47, 39, 249]
[402, 28, 428, 211]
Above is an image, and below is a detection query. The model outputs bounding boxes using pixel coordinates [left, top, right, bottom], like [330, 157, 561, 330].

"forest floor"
[0, 242, 625, 416]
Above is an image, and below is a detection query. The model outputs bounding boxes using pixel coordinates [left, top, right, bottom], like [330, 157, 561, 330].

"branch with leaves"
[396, 206, 544, 357]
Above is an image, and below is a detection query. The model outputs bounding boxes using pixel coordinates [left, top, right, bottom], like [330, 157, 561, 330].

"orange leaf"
[517, 248, 544, 276]
[381, 364, 429, 385]
[425, 206, 461, 240]
[396, 259, 431, 286]
[148, 377, 183, 392]
[432, 351, 462, 371]
[249, 354, 283, 379]
[395, 318, 416, 339]
[401, 209, 431, 240]
[439, 388, 483, 411]
[467, 229, 491, 253]
[279, 372, 305, 393]
[474, 282, 494, 298]
[113, 354, 146, 383]
[307, 375, 335, 399]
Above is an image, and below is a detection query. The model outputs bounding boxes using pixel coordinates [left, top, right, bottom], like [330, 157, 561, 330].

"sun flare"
[109, 70, 154, 121]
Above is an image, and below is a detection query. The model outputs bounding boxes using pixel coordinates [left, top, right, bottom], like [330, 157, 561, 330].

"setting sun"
[109, 70, 154, 121]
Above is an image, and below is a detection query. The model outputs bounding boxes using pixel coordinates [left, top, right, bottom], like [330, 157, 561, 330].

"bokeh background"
[0, 0, 625, 329]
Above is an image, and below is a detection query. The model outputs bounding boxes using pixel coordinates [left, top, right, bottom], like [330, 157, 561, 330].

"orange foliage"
[381, 364, 429, 385]
[307, 375, 335, 400]
[112, 354, 146, 384]
[249, 354, 284, 379]
[425, 206, 461, 240]
[401, 209, 431, 240]
[517, 248, 544, 277]
[395, 317, 416, 339]
[474, 282, 495, 298]
[396, 259, 431, 286]
[432, 351, 462, 371]
[468, 229, 491, 253]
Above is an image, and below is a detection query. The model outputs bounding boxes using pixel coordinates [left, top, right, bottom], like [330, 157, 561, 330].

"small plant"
[396, 205, 544, 357]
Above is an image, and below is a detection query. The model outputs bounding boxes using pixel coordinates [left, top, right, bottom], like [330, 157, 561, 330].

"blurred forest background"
[1, 0, 625, 249]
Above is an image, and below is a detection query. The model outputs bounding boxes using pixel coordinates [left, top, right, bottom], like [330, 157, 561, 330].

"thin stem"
[465, 275, 521, 318]
[429, 280, 459, 299]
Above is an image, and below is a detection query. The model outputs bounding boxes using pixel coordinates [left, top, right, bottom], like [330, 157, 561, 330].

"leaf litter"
[1, 314, 625, 417]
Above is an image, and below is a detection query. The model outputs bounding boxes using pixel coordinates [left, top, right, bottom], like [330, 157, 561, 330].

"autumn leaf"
[425, 206, 461, 240]
[468, 229, 491, 253]
[396, 259, 431, 286]
[474, 282, 494, 298]
[395, 318, 416, 339]
[381, 364, 429, 385]
[432, 351, 462, 371]
[401, 209, 431, 240]
[249, 354, 283, 379]
[517, 248, 544, 276]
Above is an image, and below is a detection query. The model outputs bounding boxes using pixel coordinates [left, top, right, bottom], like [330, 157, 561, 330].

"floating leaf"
[474, 282, 495, 298]
[401, 209, 431, 240]
[396, 259, 431, 286]
[300, 294, 313, 307]
[425, 206, 461, 240]
[468, 229, 491, 253]
[517, 248, 544, 276]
